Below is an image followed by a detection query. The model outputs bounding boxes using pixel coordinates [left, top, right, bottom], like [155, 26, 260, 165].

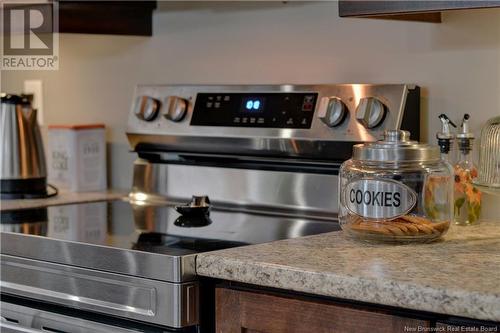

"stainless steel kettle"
[1, 94, 49, 198]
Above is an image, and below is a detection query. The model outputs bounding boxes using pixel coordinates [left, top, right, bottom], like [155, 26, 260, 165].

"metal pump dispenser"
[437, 114, 456, 160]
[456, 114, 474, 153]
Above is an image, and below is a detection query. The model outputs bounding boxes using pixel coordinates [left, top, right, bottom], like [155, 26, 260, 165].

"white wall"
[2, 1, 500, 189]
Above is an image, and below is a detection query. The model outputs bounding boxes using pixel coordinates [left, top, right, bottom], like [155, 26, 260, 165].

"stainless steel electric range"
[0, 84, 420, 333]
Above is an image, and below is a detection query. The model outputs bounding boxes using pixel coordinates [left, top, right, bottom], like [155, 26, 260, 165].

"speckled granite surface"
[197, 220, 500, 322]
[0, 189, 127, 211]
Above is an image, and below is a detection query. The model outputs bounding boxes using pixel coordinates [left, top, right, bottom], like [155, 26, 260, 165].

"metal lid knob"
[384, 130, 410, 142]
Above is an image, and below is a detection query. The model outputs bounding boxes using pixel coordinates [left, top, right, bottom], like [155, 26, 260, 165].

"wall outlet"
[23, 80, 44, 125]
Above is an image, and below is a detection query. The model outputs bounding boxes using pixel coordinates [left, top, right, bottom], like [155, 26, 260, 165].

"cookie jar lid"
[352, 130, 440, 163]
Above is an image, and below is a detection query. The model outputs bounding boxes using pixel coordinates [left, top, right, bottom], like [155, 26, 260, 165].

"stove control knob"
[356, 97, 387, 129]
[320, 97, 347, 127]
[165, 96, 188, 122]
[134, 96, 160, 121]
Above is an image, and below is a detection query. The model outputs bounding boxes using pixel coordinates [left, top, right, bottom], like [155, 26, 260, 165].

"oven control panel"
[127, 84, 420, 158]
[190, 93, 318, 128]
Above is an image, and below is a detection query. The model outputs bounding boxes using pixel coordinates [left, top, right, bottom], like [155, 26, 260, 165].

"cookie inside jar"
[345, 214, 450, 243]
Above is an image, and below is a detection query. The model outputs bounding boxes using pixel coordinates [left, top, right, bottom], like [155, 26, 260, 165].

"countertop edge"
[196, 254, 500, 322]
[0, 189, 128, 211]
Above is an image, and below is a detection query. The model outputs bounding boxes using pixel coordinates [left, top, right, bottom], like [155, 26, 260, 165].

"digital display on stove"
[190, 92, 318, 128]
[241, 97, 265, 113]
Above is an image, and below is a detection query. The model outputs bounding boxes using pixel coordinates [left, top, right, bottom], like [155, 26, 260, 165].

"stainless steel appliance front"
[127, 84, 420, 158]
[0, 255, 198, 328]
[1, 302, 147, 333]
[130, 160, 340, 215]
[0, 95, 48, 198]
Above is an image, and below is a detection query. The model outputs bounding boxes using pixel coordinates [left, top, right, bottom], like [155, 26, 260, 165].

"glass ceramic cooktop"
[0, 200, 340, 256]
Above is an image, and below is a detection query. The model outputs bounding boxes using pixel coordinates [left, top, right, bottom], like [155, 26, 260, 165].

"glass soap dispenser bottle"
[454, 114, 482, 225]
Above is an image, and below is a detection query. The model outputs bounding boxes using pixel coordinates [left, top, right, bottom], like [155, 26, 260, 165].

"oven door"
[1, 302, 146, 333]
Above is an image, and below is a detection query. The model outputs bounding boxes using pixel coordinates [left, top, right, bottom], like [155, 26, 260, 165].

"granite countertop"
[197, 220, 500, 322]
[0, 189, 128, 211]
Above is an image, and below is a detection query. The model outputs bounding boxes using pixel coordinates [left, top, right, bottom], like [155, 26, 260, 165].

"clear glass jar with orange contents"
[339, 130, 453, 243]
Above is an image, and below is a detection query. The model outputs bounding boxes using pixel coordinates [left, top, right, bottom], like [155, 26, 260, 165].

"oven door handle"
[1, 303, 147, 333]
[0, 319, 44, 333]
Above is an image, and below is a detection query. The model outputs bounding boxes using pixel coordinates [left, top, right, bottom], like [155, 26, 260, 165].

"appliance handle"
[1, 281, 154, 318]
[138, 151, 342, 175]
[1, 301, 148, 333]
[0, 321, 44, 333]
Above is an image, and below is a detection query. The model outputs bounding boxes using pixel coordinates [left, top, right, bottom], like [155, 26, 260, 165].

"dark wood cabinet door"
[58, 1, 156, 36]
[216, 287, 430, 333]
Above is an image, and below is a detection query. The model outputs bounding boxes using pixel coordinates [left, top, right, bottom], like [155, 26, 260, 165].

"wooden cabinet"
[58, 1, 156, 36]
[216, 286, 500, 333]
[216, 287, 430, 333]
[338, 0, 500, 23]
[4, 1, 157, 36]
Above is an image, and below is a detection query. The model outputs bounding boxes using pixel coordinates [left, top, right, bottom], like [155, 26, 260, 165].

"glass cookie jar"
[339, 130, 453, 243]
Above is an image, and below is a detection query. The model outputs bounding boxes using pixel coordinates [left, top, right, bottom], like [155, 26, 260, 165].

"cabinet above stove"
[339, 0, 500, 23]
